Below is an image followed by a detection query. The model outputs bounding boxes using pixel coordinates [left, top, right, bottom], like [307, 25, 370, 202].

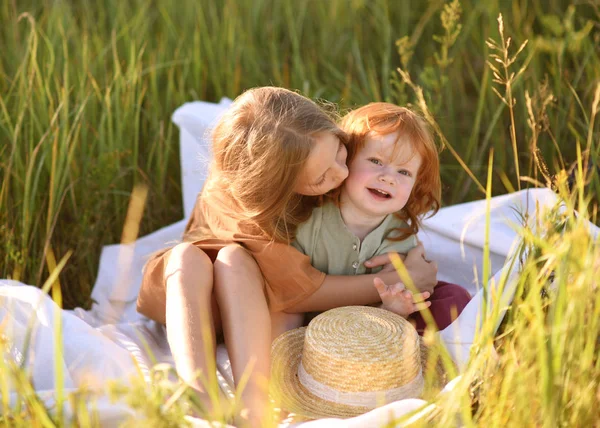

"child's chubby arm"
[373, 277, 431, 318]
[365, 242, 437, 294]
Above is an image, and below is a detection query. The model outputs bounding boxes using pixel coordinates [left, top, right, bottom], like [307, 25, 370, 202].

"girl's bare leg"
[270, 311, 304, 341]
[213, 245, 271, 427]
[164, 243, 222, 408]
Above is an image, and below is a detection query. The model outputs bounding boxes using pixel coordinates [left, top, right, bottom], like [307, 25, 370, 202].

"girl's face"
[294, 132, 349, 196]
[342, 131, 421, 219]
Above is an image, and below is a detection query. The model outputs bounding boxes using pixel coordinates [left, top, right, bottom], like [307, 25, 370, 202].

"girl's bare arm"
[286, 246, 437, 313]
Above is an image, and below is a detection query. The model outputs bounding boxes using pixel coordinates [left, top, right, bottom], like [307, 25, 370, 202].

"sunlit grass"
[1, 0, 599, 426]
[1, 0, 598, 308]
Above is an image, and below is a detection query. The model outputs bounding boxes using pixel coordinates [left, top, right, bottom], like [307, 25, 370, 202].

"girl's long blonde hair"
[192, 87, 345, 243]
[339, 102, 441, 240]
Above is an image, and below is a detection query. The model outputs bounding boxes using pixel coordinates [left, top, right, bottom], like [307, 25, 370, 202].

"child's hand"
[373, 277, 431, 318]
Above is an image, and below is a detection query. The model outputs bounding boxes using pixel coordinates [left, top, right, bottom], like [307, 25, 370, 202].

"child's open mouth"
[367, 188, 391, 199]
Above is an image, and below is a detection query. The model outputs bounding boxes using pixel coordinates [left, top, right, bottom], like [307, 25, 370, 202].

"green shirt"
[292, 201, 417, 275]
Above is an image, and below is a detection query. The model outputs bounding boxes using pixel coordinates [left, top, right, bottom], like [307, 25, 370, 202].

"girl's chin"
[355, 205, 390, 219]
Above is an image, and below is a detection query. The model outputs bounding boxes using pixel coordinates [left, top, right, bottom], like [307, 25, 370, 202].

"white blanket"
[2, 99, 593, 427]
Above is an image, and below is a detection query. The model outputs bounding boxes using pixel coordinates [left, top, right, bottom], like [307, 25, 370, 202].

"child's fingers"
[413, 301, 432, 311]
[389, 286, 408, 300]
[412, 291, 431, 302]
[373, 277, 388, 294]
[390, 281, 406, 291]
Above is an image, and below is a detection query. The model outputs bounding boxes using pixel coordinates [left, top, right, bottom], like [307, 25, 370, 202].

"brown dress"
[136, 192, 325, 325]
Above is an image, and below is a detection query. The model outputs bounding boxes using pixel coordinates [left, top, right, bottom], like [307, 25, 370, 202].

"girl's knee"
[216, 244, 250, 261]
[215, 244, 259, 272]
[165, 243, 212, 280]
[213, 245, 263, 293]
[164, 244, 215, 314]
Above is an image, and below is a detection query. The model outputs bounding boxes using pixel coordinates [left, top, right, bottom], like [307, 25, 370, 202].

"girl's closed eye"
[314, 173, 327, 186]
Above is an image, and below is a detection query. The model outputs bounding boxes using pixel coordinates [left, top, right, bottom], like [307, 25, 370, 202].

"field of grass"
[1, 0, 599, 426]
[1, 0, 599, 308]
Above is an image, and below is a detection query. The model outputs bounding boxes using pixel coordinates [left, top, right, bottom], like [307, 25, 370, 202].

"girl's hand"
[365, 243, 437, 294]
[373, 277, 431, 318]
[404, 243, 438, 294]
[364, 253, 406, 273]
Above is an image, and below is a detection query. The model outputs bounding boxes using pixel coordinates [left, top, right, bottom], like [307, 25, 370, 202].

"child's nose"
[378, 170, 395, 185]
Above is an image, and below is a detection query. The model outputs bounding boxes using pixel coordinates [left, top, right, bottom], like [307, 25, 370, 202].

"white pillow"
[172, 98, 232, 219]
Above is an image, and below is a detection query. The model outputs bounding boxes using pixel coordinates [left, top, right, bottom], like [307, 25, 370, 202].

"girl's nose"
[333, 160, 349, 182]
[333, 145, 349, 182]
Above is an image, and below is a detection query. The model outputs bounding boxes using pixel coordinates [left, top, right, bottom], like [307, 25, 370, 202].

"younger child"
[292, 103, 471, 331]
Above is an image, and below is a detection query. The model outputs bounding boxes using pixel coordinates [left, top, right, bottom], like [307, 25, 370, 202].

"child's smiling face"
[341, 130, 421, 219]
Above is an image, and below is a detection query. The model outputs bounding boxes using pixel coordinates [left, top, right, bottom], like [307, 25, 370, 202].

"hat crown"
[301, 306, 421, 393]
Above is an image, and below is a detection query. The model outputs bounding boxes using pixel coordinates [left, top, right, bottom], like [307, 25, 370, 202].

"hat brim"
[271, 326, 435, 420]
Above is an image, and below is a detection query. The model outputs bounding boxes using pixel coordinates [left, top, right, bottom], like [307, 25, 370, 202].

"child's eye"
[315, 173, 327, 186]
[368, 158, 382, 166]
[398, 170, 412, 177]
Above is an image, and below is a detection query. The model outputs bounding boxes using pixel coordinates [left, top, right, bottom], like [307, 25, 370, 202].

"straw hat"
[270, 306, 426, 419]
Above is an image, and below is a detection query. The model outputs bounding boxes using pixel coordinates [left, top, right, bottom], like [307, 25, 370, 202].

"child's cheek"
[403, 181, 417, 199]
[347, 165, 371, 182]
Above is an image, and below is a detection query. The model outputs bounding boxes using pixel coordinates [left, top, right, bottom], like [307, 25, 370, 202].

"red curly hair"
[336, 102, 441, 240]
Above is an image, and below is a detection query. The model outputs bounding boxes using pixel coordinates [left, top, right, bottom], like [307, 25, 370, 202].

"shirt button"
[352, 244, 358, 251]
[352, 261, 359, 269]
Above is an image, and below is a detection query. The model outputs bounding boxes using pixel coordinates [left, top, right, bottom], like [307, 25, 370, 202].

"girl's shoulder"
[382, 215, 417, 244]
[293, 200, 334, 248]
[296, 203, 323, 232]
[385, 214, 410, 229]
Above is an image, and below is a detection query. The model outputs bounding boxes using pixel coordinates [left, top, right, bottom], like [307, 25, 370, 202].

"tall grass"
[415, 170, 600, 427]
[1, 0, 599, 426]
[1, 0, 599, 308]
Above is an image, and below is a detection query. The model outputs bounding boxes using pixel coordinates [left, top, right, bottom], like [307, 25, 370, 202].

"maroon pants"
[408, 281, 472, 335]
